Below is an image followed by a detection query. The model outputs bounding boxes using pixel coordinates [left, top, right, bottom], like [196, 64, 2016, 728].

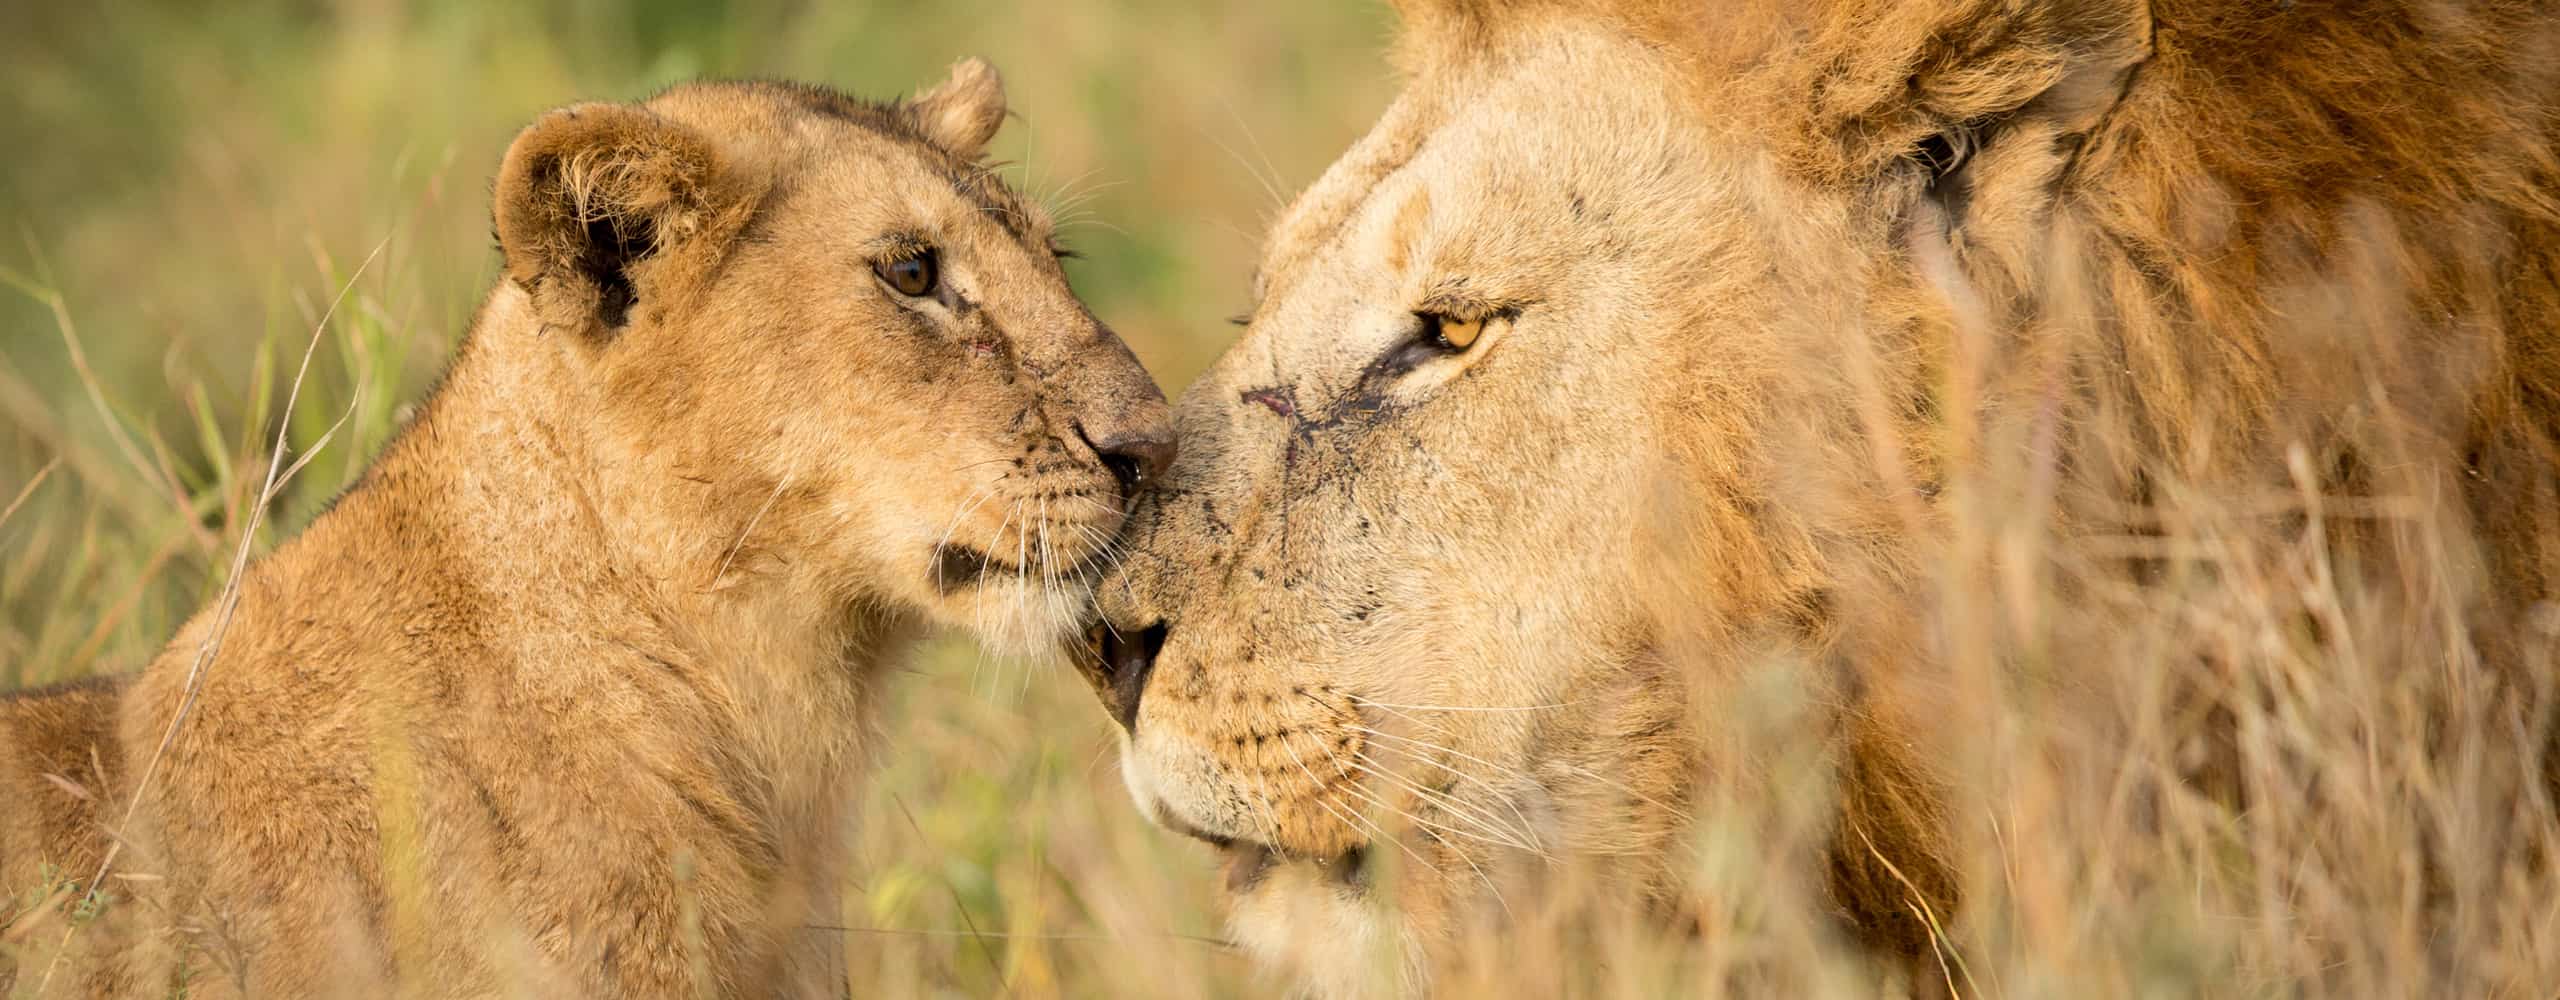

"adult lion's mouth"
[1221, 841, 1276, 892]
[1219, 841, 1371, 894]
[1183, 814, 1371, 897]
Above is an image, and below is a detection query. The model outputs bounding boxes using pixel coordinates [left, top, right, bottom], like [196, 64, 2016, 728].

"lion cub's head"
[486, 61, 1170, 653]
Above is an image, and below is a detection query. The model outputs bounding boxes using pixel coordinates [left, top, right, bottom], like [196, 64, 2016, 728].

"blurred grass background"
[0, 2, 1395, 995]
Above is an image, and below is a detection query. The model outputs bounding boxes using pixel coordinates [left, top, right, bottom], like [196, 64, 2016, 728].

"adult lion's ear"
[1794, 0, 2152, 220]
[1386, 0, 1486, 33]
[1386, 0, 1559, 59]
[492, 103, 744, 339]
[903, 58, 1006, 160]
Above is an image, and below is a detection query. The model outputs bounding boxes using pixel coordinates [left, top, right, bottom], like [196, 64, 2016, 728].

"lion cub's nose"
[1082, 424, 1178, 498]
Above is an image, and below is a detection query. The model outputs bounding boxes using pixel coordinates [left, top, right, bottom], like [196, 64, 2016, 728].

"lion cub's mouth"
[929, 543, 1107, 593]
[929, 545, 1004, 593]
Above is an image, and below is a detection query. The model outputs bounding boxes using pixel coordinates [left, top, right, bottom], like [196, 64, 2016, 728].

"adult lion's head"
[1090, 0, 2559, 993]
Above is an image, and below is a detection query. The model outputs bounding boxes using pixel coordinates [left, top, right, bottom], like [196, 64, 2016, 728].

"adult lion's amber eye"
[1432, 314, 1483, 351]
[878, 252, 938, 297]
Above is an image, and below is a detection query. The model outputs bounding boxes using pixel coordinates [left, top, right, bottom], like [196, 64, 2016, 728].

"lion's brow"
[774, 80, 1040, 244]
[934, 164, 1039, 243]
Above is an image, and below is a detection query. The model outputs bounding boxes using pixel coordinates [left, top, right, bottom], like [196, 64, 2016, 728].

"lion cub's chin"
[923, 575, 1101, 660]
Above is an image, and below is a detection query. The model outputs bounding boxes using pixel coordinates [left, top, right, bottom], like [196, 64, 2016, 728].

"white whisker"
[1349, 751, 1545, 857]
[1351, 696, 1588, 714]
[1358, 720, 1681, 816]
[1355, 732, 1546, 853]
[1274, 737, 1414, 873]
[707, 468, 794, 589]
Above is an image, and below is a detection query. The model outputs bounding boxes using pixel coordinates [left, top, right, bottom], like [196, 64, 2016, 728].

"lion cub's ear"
[903, 58, 1007, 160]
[491, 103, 748, 339]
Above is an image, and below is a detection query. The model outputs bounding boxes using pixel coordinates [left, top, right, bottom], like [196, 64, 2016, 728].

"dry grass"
[4, 2, 2555, 998]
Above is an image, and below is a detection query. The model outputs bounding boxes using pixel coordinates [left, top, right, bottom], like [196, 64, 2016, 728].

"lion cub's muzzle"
[1055, 326, 1178, 504]
[1075, 422, 1175, 502]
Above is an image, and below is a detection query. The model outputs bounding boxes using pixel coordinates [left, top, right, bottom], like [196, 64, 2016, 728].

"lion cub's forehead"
[644, 80, 1053, 244]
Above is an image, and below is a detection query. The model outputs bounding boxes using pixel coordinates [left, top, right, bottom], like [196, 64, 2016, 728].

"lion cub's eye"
[877, 251, 939, 298]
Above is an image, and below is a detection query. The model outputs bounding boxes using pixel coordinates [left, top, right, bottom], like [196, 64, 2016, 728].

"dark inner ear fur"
[1784, 1, 2150, 228]
[491, 103, 729, 339]
[1913, 128, 1975, 225]
[1904, 6, 2140, 236]
[578, 212, 652, 329]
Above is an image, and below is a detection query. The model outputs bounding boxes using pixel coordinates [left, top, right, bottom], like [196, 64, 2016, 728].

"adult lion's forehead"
[1253, 35, 1697, 311]
[1248, 87, 1439, 306]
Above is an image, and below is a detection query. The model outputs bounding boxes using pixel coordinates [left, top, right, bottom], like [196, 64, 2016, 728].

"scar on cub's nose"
[1241, 386, 1295, 417]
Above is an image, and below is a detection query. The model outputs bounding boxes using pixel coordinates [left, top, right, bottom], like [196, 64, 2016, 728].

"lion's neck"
[308, 284, 908, 775]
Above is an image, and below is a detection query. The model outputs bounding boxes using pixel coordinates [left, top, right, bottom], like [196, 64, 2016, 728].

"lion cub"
[0, 60, 1169, 999]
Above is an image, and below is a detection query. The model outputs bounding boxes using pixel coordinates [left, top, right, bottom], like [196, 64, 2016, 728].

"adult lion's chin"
[1123, 724, 1373, 831]
[1199, 834, 1435, 999]
[1122, 720, 1589, 995]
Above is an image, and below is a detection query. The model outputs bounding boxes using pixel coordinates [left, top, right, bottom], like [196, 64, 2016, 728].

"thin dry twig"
[0, 456, 62, 533]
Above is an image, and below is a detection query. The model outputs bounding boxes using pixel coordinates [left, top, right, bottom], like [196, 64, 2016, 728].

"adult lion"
[2, 61, 1173, 998]
[1089, 0, 2560, 994]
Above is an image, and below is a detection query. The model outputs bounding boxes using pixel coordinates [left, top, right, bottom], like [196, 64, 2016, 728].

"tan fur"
[1094, 1, 2560, 993]
[2, 60, 1172, 998]
[0, 678, 123, 907]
